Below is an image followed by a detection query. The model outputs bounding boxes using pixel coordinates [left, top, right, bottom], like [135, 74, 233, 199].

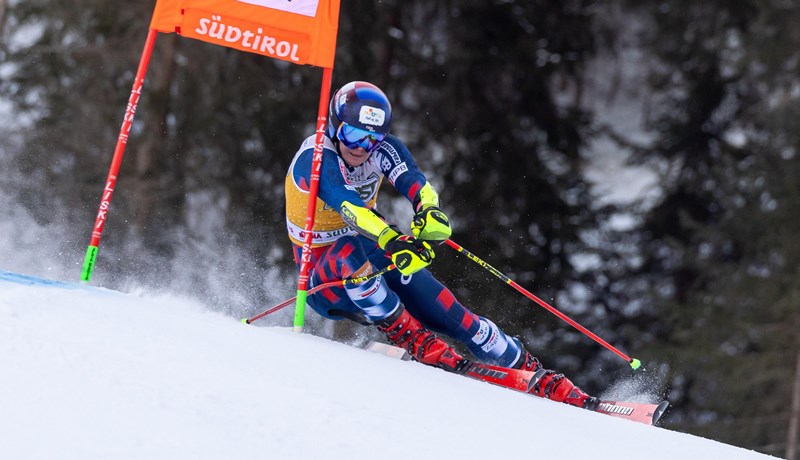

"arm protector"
[340, 201, 399, 249]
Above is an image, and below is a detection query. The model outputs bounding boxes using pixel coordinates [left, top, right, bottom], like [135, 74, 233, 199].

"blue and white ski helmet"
[327, 81, 392, 139]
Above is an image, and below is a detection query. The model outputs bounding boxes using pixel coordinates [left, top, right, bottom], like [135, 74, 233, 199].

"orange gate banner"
[150, 0, 340, 68]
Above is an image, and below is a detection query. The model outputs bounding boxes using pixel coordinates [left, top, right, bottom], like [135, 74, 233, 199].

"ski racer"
[285, 81, 598, 409]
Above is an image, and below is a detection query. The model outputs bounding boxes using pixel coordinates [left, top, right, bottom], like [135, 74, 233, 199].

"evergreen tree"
[620, 1, 799, 454]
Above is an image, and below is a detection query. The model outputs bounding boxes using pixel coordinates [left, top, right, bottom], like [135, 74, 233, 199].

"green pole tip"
[630, 358, 642, 370]
[241, 318, 250, 324]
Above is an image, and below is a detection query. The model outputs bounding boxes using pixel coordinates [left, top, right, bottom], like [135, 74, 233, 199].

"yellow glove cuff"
[378, 226, 401, 250]
[415, 182, 441, 212]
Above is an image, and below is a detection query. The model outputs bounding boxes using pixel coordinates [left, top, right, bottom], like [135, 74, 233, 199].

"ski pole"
[242, 264, 396, 325]
[444, 239, 642, 370]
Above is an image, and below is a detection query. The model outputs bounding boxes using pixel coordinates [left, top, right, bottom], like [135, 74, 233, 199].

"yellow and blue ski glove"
[378, 227, 435, 276]
[411, 182, 452, 243]
[411, 205, 452, 243]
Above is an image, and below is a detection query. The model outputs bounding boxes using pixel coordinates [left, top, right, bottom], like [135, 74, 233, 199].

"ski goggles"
[336, 123, 387, 153]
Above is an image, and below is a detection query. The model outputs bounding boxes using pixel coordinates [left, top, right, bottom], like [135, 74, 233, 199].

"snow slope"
[0, 272, 777, 460]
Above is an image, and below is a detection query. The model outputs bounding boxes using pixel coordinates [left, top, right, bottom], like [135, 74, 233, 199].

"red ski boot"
[376, 306, 470, 373]
[529, 368, 599, 410]
[513, 348, 543, 372]
[514, 348, 598, 410]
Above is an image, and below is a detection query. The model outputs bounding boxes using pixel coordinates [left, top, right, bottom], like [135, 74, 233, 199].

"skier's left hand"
[382, 234, 435, 276]
[411, 205, 452, 243]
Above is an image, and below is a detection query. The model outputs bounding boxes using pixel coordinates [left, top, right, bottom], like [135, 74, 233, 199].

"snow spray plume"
[600, 361, 669, 404]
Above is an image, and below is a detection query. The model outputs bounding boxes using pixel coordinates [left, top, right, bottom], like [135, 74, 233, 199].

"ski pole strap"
[444, 239, 642, 370]
[243, 264, 397, 325]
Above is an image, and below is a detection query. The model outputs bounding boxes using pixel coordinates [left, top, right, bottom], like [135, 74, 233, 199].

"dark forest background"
[1, 1, 799, 456]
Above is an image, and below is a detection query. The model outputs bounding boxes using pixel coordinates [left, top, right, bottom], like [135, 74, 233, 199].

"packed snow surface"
[0, 271, 776, 460]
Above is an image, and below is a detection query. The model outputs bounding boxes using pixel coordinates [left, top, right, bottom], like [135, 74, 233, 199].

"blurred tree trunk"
[0, 0, 7, 39]
[131, 33, 179, 249]
[789, 351, 800, 460]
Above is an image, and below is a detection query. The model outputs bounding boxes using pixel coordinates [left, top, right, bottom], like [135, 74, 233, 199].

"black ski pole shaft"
[242, 264, 396, 324]
[444, 239, 641, 370]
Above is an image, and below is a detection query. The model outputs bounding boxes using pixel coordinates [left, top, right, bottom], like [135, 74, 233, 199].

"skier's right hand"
[378, 228, 435, 276]
[411, 205, 452, 243]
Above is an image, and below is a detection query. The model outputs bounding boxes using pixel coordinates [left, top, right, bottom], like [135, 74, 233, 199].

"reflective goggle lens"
[336, 123, 386, 152]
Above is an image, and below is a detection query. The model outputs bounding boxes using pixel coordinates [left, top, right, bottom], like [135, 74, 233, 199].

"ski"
[366, 341, 669, 426]
[593, 400, 669, 425]
[462, 361, 533, 392]
[367, 341, 533, 392]
[463, 362, 669, 425]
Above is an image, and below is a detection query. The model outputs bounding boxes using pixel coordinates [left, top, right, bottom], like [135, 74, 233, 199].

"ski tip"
[652, 400, 670, 425]
[365, 341, 412, 361]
